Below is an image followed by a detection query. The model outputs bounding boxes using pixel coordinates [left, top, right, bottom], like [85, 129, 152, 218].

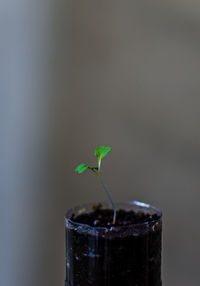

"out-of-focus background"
[1, 1, 200, 285]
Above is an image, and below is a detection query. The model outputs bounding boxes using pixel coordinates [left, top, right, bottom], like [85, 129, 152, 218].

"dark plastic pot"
[65, 201, 162, 286]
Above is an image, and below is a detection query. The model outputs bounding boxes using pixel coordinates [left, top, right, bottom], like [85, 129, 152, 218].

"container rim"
[65, 200, 162, 232]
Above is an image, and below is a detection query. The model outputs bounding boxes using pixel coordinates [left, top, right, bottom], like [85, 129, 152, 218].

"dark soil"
[73, 207, 160, 228]
[65, 207, 162, 286]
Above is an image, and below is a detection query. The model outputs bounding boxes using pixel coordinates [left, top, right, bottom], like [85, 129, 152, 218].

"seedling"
[75, 146, 116, 224]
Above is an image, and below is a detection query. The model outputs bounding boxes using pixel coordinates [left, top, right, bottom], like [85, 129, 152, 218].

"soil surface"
[73, 207, 160, 228]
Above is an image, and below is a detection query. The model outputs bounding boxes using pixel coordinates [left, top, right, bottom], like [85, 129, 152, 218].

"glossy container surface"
[65, 201, 162, 286]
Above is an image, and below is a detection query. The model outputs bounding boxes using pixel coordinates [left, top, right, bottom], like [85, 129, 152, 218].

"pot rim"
[65, 200, 162, 232]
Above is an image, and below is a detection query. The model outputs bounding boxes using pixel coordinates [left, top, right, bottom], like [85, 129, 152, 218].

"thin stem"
[98, 158, 101, 172]
[98, 175, 117, 224]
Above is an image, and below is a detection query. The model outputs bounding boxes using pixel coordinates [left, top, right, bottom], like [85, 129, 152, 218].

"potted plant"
[65, 146, 162, 286]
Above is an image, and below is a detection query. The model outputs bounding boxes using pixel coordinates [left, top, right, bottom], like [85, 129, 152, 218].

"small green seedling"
[75, 146, 116, 224]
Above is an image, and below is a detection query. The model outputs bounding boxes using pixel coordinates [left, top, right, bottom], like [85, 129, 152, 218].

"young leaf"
[94, 146, 112, 159]
[75, 163, 89, 174]
[95, 146, 112, 172]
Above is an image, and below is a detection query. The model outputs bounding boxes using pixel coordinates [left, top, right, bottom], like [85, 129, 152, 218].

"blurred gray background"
[1, 0, 200, 285]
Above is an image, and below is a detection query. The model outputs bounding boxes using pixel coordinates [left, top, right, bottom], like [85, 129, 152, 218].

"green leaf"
[75, 163, 89, 174]
[94, 146, 112, 159]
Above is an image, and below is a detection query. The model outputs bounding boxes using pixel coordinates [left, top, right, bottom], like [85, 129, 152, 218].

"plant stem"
[98, 175, 117, 224]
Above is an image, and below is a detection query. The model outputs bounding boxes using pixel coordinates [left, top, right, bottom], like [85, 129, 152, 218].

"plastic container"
[65, 201, 162, 286]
